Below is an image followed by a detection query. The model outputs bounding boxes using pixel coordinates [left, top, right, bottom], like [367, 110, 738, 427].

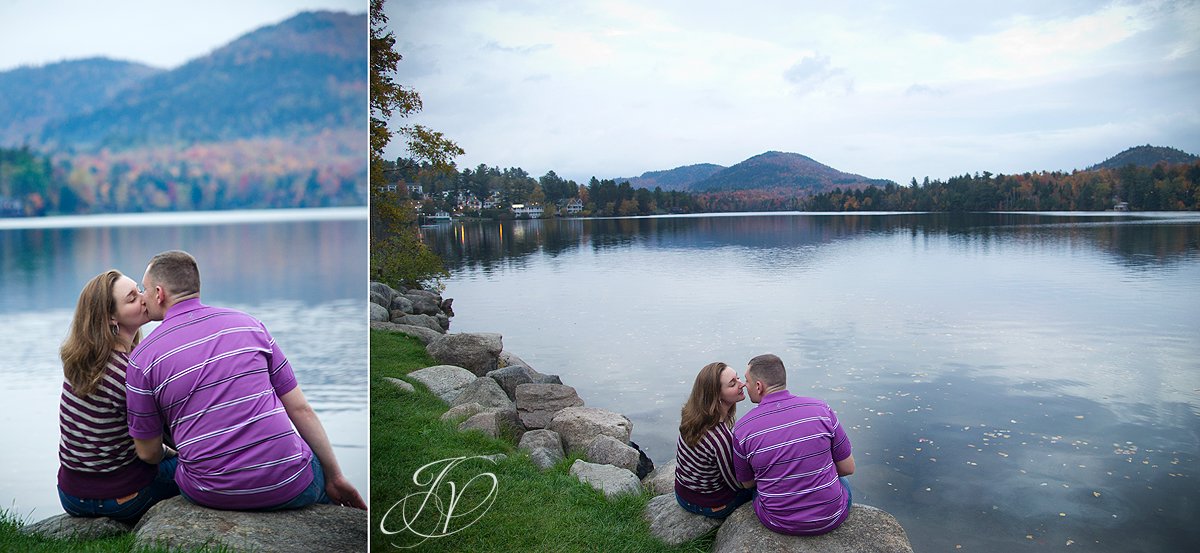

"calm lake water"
[423, 212, 1200, 552]
[0, 208, 368, 522]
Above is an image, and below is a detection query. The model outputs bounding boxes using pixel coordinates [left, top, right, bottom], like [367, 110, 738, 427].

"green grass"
[370, 330, 713, 552]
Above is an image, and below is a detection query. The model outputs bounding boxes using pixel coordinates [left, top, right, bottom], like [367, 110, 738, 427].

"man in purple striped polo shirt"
[732, 353, 856, 535]
[126, 250, 365, 511]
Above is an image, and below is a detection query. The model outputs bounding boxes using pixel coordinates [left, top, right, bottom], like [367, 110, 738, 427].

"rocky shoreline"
[372, 281, 915, 552]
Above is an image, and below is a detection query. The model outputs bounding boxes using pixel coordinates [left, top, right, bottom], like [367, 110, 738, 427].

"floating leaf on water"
[1093, 491, 1101, 497]
[1074, 415, 1085, 419]
[1059, 512, 1067, 517]
[1026, 535, 1034, 540]
[1067, 539, 1075, 546]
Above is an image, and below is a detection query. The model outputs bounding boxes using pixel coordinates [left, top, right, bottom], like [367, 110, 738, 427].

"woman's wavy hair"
[679, 361, 736, 448]
[60, 270, 141, 396]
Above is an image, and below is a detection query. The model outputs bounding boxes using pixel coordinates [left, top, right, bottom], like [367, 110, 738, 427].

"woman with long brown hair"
[673, 361, 755, 518]
[57, 270, 179, 522]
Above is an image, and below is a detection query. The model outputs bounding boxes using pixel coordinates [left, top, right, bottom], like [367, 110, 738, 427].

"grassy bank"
[370, 330, 711, 552]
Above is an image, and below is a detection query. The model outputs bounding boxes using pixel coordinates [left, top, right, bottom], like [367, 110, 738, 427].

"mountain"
[33, 10, 366, 151]
[692, 151, 893, 193]
[615, 163, 726, 191]
[0, 58, 162, 146]
[1089, 145, 1199, 170]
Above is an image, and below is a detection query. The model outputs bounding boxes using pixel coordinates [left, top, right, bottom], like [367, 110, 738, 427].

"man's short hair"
[147, 250, 200, 297]
[747, 353, 787, 388]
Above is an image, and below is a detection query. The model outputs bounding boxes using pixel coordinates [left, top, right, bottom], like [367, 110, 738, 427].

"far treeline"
[389, 157, 1200, 217]
[0, 142, 366, 216]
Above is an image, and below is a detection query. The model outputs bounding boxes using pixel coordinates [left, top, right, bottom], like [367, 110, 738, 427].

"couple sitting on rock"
[674, 354, 855, 536]
[56, 250, 366, 524]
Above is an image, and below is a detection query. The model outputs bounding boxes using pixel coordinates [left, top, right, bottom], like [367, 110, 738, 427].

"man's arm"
[280, 386, 367, 509]
[835, 453, 855, 477]
[133, 436, 165, 464]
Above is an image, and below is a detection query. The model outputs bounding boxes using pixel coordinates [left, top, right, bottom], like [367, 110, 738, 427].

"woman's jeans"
[676, 487, 757, 519]
[58, 457, 180, 524]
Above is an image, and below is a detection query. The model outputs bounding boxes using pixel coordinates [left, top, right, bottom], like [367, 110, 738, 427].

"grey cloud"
[905, 83, 948, 96]
[483, 41, 552, 55]
[784, 54, 854, 95]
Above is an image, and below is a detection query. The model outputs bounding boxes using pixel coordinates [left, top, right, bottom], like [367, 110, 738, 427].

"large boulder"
[132, 496, 366, 552]
[548, 407, 633, 453]
[369, 303, 389, 322]
[515, 383, 584, 429]
[441, 402, 487, 422]
[20, 514, 131, 540]
[406, 365, 477, 404]
[486, 365, 535, 400]
[404, 290, 443, 316]
[392, 313, 444, 333]
[499, 350, 534, 371]
[369, 291, 390, 309]
[390, 294, 414, 314]
[569, 460, 641, 498]
[712, 503, 914, 553]
[450, 377, 515, 410]
[517, 429, 565, 470]
[370, 282, 398, 305]
[369, 321, 442, 345]
[426, 333, 503, 376]
[644, 458, 677, 495]
[585, 434, 640, 474]
[382, 377, 415, 393]
[644, 493, 723, 546]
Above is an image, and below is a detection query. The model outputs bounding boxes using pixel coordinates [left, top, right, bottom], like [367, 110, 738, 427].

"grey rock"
[487, 365, 535, 400]
[630, 440, 655, 480]
[499, 350, 534, 371]
[436, 313, 450, 331]
[441, 402, 487, 422]
[644, 493, 723, 546]
[712, 503, 914, 553]
[440, 297, 455, 316]
[528, 447, 562, 470]
[518, 429, 566, 470]
[403, 288, 442, 303]
[534, 373, 563, 385]
[426, 332, 503, 376]
[515, 383, 584, 429]
[458, 407, 523, 440]
[20, 514, 132, 540]
[643, 458, 677, 494]
[407, 365, 477, 404]
[383, 377, 415, 393]
[392, 313, 444, 333]
[548, 407, 633, 453]
[369, 302, 389, 322]
[404, 291, 443, 316]
[390, 295, 414, 314]
[569, 460, 641, 498]
[369, 321, 442, 344]
[132, 496, 366, 553]
[370, 282, 398, 305]
[450, 377, 514, 410]
[369, 291, 390, 309]
[585, 434, 641, 474]
[517, 429, 564, 455]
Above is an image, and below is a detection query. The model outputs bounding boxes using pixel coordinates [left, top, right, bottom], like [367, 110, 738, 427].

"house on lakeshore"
[511, 203, 544, 218]
[563, 198, 583, 215]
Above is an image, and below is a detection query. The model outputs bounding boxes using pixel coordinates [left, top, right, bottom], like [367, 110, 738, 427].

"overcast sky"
[0, 0, 365, 71]
[388, 0, 1200, 185]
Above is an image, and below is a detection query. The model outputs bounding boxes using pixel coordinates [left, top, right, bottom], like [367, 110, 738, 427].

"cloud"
[483, 41, 552, 55]
[905, 84, 948, 97]
[783, 54, 854, 96]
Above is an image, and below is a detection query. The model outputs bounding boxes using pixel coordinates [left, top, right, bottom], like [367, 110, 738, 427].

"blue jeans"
[840, 476, 853, 510]
[58, 457, 180, 524]
[676, 487, 756, 519]
[178, 454, 332, 511]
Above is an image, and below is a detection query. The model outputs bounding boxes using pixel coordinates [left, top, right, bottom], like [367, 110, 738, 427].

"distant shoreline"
[0, 206, 367, 230]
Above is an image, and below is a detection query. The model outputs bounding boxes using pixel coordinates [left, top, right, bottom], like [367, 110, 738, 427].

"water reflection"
[424, 213, 1200, 275]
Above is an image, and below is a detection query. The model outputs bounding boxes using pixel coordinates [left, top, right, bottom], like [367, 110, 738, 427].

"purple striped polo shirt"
[732, 390, 852, 536]
[674, 420, 741, 507]
[58, 351, 157, 498]
[127, 299, 313, 510]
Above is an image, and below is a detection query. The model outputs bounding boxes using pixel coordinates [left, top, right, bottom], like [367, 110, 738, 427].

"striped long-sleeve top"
[58, 351, 156, 499]
[674, 419, 742, 507]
